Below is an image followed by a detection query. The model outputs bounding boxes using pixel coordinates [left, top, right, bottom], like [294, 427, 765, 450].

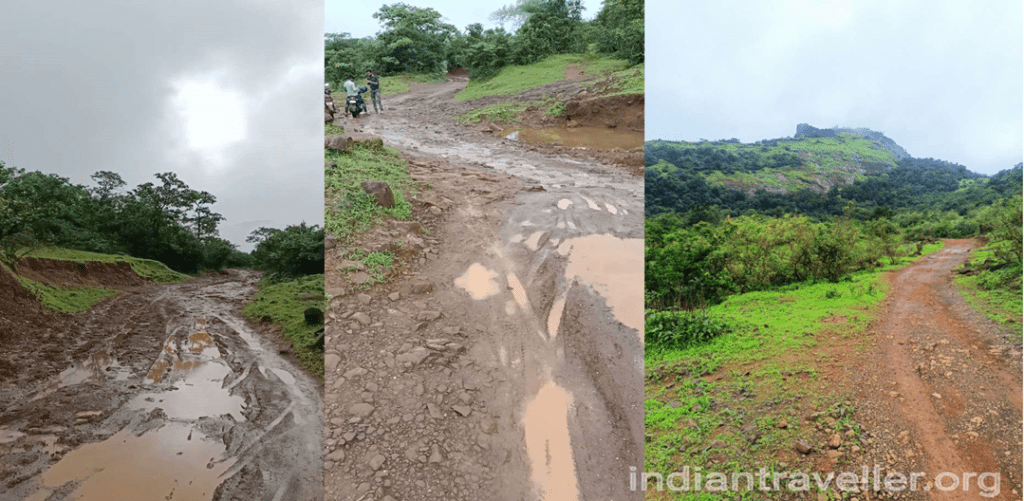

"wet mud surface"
[0, 269, 323, 500]
[850, 240, 1022, 500]
[325, 75, 643, 499]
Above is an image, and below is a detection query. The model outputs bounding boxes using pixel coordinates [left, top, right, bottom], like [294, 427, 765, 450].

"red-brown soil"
[850, 239, 1022, 500]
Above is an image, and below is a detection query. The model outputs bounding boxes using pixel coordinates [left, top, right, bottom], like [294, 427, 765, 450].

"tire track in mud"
[326, 75, 643, 499]
[853, 240, 1022, 501]
[0, 270, 323, 500]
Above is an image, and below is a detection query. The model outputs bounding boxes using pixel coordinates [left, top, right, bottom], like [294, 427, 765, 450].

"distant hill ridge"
[795, 123, 910, 160]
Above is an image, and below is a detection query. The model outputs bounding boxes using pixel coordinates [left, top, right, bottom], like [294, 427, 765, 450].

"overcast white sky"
[647, 0, 1023, 176]
[0, 0, 323, 252]
[328, 0, 603, 40]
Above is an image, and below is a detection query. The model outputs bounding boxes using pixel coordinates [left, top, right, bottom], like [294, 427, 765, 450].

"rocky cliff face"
[795, 123, 910, 159]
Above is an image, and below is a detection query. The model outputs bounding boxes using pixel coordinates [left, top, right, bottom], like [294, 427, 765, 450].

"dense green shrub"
[645, 309, 729, 352]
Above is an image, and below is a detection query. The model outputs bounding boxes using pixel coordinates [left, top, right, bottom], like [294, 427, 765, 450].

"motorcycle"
[345, 86, 369, 118]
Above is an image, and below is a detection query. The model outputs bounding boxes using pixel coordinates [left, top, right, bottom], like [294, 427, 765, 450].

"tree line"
[326, 0, 643, 85]
[0, 162, 322, 281]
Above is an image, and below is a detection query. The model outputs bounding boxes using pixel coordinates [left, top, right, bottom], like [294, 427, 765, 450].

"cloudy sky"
[328, 0, 603, 40]
[0, 0, 323, 251]
[647, 0, 1023, 175]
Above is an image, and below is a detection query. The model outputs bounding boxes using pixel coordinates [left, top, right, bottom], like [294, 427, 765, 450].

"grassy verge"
[3, 265, 118, 313]
[643, 242, 945, 498]
[454, 93, 568, 126]
[586, 63, 644, 97]
[953, 248, 1023, 336]
[23, 247, 189, 283]
[456, 54, 637, 102]
[325, 140, 416, 247]
[242, 274, 325, 377]
[380, 73, 446, 96]
[326, 123, 345, 135]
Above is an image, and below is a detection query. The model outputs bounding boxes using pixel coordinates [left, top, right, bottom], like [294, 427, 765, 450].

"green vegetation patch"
[457, 54, 576, 102]
[455, 102, 532, 125]
[242, 274, 325, 377]
[586, 63, 644, 97]
[23, 247, 188, 283]
[457, 54, 639, 102]
[9, 269, 118, 313]
[325, 123, 345, 135]
[325, 141, 415, 246]
[380, 73, 446, 96]
[954, 248, 1023, 332]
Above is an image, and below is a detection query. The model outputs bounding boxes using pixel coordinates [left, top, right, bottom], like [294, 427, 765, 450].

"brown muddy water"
[502, 126, 643, 150]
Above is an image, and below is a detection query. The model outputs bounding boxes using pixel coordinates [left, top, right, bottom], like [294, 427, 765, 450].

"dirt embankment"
[0, 263, 323, 500]
[17, 258, 149, 289]
[326, 72, 644, 500]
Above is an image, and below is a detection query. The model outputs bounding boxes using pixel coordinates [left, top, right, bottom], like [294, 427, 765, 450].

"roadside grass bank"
[23, 247, 188, 283]
[455, 53, 640, 102]
[954, 247, 1023, 339]
[4, 264, 118, 313]
[325, 139, 420, 288]
[243, 274, 326, 378]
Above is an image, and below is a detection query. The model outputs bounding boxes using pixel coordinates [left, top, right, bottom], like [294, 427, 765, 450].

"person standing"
[366, 71, 382, 113]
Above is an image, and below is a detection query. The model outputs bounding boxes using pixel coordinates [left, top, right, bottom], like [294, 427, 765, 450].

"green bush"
[645, 309, 729, 352]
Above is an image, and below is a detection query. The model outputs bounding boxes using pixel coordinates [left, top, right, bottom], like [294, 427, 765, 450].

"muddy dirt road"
[0, 269, 323, 500]
[325, 76, 643, 500]
[852, 240, 1022, 500]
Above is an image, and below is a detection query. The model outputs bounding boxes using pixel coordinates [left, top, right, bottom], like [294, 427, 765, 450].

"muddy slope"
[326, 75, 643, 499]
[0, 269, 323, 500]
[851, 240, 1022, 500]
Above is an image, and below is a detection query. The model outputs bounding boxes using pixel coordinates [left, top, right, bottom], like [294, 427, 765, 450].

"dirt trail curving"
[325, 75, 643, 500]
[0, 269, 323, 500]
[852, 240, 1022, 500]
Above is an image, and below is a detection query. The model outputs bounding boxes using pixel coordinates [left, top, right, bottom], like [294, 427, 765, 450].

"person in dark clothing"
[366, 71, 382, 113]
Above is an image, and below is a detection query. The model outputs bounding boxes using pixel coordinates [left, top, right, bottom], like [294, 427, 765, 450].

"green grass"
[5, 266, 118, 313]
[325, 123, 344, 135]
[642, 242, 947, 498]
[378, 73, 446, 96]
[587, 63, 644, 97]
[455, 102, 533, 125]
[22, 247, 188, 283]
[457, 54, 639, 102]
[325, 141, 416, 246]
[954, 248, 1023, 333]
[457, 54, 577, 102]
[242, 274, 325, 377]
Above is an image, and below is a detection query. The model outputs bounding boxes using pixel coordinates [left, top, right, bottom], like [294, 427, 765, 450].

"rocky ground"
[0, 265, 323, 500]
[324, 72, 644, 500]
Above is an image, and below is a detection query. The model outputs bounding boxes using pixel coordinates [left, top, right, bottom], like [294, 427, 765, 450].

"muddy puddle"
[26, 422, 234, 501]
[556, 234, 643, 337]
[502, 126, 643, 150]
[523, 380, 580, 501]
[2, 271, 323, 500]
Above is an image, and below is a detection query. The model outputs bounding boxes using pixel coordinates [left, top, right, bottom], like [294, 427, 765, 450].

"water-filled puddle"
[558, 235, 643, 338]
[131, 362, 246, 421]
[26, 422, 234, 501]
[502, 126, 643, 150]
[523, 381, 579, 501]
[454, 263, 500, 300]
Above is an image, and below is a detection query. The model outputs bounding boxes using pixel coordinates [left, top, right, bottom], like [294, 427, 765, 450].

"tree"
[509, 0, 585, 65]
[249, 223, 324, 281]
[373, 4, 458, 75]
